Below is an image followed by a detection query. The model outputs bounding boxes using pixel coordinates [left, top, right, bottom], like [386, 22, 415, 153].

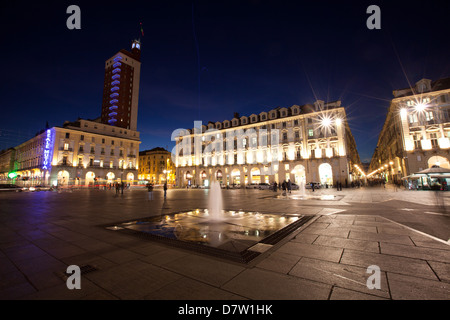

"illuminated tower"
[101, 39, 141, 130]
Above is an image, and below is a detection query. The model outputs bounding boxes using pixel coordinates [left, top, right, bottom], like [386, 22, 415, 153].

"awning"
[428, 174, 450, 178]
[402, 175, 424, 180]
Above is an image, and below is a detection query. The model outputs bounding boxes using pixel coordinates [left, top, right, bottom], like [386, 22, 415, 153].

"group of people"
[273, 180, 292, 194]
[146, 182, 168, 201]
[111, 181, 127, 195]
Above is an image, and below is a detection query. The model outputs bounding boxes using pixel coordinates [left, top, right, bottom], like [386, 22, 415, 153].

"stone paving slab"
[288, 257, 390, 299]
[160, 254, 246, 287]
[387, 273, 450, 300]
[144, 277, 247, 300]
[221, 267, 332, 300]
[339, 249, 438, 280]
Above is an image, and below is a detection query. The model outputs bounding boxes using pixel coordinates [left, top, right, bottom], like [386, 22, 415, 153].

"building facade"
[100, 39, 141, 131]
[138, 147, 175, 185]
[174, 100, 361, 188]
[0, 148, 16, 182]
[369, 78, 450, 183]
[1, 119, 140, 187]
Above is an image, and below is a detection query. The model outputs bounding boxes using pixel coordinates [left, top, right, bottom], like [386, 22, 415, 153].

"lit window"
[64, 143, 69, 151]
[308, 129, 314, 137]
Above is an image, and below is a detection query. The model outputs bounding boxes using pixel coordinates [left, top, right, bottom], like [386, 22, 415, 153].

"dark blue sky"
[1, 0, 449, 163]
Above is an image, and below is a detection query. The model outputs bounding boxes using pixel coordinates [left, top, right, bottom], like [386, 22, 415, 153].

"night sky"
[1, 0, 449, 163]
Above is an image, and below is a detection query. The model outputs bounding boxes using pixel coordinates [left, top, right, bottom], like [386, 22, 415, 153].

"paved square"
[0, 185, 449, 300]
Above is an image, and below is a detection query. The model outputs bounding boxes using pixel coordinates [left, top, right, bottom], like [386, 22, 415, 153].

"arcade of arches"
[177, 160, 347, 187]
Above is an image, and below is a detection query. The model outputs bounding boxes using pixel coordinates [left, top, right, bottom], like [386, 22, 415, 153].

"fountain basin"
[102, 209, 314, 263]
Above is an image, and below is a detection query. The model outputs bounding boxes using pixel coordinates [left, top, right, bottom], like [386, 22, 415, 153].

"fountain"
[102, 179, 314, 263]
[208, 180, 223, 221]
[299, 181, 306, 197]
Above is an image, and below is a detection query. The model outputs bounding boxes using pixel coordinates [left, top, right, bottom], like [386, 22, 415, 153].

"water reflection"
[118, 209, 299, 253]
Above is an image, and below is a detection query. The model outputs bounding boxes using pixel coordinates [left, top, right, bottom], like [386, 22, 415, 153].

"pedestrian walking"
[311, 182, 315, 192]
[147, 183, 154, 201]
[120, 182, 124, 194]
[282, 180, 287, 196]
[273, 182, 277, 192]
[287, 180, 292, 194]
[163, 182, 167, 199]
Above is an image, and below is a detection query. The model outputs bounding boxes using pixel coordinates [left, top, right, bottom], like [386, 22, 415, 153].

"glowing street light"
[321, 117, 332, 127]
[415, 103, 427, 112]
[400, 108, 407, 119]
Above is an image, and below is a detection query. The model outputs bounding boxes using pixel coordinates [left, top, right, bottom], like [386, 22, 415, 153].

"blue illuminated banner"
[42, 129, 54, 170]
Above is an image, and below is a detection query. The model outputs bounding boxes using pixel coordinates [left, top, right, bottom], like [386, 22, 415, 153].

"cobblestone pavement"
[0, 185, 449, 300]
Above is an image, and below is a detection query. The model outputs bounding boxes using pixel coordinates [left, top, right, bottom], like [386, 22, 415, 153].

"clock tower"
[131, 39, 141, 59]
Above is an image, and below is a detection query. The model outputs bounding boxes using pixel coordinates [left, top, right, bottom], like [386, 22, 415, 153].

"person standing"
[273, 181, 277, 192]
[287, 180, 292, 194]
[147, 183, 154, 201]
[163, 182, 167, 199]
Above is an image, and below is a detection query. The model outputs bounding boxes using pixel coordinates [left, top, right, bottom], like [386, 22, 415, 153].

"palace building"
[369, 78, 450, 183]
[173, 100, 361, 188]
[0, 118, 140, 187]
[138, 147, 175, 185]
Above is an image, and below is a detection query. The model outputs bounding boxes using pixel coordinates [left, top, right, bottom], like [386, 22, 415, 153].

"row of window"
[64, 132, 134, 147]
[79, 122, 138, 137]
[405, 94, 447, 107]
[203, 116, 323, 131]
[411, 132, 449, 148]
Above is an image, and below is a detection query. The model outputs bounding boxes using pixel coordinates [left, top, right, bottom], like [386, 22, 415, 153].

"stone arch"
[428, 155, 450, 169]
[231, 168, 241, 185]
[106, 172, 115, 182]
[292, 165, 306, 184]
[250, 167, 261, 184]
[127, 172, 134, 183]
[318, 163, 333, 186]
[85, 171, 95, 186]
[57, 170, 70, 185]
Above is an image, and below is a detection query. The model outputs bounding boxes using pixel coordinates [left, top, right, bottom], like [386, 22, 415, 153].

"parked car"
[0, 184, 25, 192]
[258, 183, 272, 190]
[290, 183, 300, 190]
[245, 183, 260, 189]
[34, 185, 53, 191]
[305, 182, 321, 189]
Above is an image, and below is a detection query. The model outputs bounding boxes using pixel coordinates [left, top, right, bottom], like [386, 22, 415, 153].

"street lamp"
[415, 103, 426, 112]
